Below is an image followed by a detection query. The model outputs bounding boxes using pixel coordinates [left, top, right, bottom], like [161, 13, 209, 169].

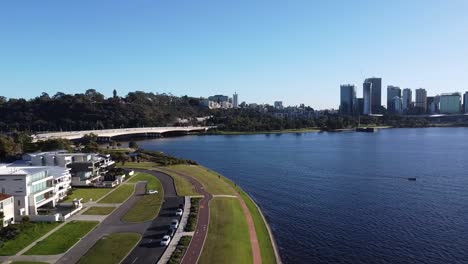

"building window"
[18, 200, 21, 206]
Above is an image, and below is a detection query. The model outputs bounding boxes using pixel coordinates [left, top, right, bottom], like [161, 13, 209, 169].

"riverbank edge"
[199, 166, 282, 264]
[205, 128, 320, 135]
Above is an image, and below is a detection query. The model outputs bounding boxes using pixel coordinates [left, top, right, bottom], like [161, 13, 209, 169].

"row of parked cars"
[160, 205, 184, 246]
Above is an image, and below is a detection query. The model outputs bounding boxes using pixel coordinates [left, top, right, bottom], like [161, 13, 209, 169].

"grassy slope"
[171, 165, 277, 263]
[127, 172, 159, 189]
[153, 168, 199, 196]
[98, 184, 135, 203]
[25, 221, 99, 255]
[0, 223, 61, 256]
[168, 165, 236, 195]
[78, 233, 141, 264]
[82, 206, 116, 215]
[123, 176, 164, 223]
[62, 188, 112, 203]
[199, 198, 253, 264]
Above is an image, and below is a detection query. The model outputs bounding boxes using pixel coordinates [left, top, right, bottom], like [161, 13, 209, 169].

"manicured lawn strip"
[168, 236, 192, 264]
[122, 177, 163, 223]
[117, 162, 156, 169]
[83, 206, 116, 215]
[63, 188, 112, 203]
[184, 198, 201, 232]
[199, 198, 253, 264]
[98, 184, 135, 203]
[0, 222, 61, 256]
[78, 233, 141, 264]
[238, 190, 277, 264]
[168, 165, 236, 195]
[10, 261, 49, 264]
[127, 173, 159, 190]
[154, 168, 199, 196]
[25, 221, 99, 255]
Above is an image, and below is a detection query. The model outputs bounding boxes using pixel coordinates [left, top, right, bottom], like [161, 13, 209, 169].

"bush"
[0, 225, 20, 241]
[21, 216, 30, 223]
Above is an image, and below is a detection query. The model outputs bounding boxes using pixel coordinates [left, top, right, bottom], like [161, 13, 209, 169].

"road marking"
[131, 257, 139, 264]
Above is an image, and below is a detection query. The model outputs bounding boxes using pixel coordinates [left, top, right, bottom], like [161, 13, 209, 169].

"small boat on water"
[407, 177, 417, 181]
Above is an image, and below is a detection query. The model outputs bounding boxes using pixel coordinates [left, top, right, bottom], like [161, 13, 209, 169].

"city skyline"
[1, 1, 468, 108]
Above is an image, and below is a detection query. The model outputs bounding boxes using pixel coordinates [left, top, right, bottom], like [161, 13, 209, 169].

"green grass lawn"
[82, 206, 116, 215]
[63, 188, 112, 203]
[122, 177, 163, 223]
[154, 168, 199, 196]
[0, 222, 61, 256]
[10, 261, 49, 264]
[127, 172, 159, 190]
[116, 162, 156, 169]
[199, 198, 253, 264]
[168, 165, 236, 195]
[98, 184, 135, 203]
[78, 233, 141, 264]
[238, 190, 277, 264]
[25, 221, 99, 255]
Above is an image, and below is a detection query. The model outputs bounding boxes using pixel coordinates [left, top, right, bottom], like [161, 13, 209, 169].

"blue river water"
[137, 128, 468, 264]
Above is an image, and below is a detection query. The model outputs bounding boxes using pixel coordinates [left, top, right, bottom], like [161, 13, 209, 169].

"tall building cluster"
[339, 78, 468, 115]
[201, 93, 240, 109]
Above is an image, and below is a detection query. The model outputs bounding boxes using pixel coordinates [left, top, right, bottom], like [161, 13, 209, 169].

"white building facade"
[0, 194, 15, 227]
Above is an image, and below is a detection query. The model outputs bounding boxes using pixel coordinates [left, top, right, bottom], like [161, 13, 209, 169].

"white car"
[170, 219, 179, 229]
[147, 189, 158, 194]
[175, 208, 183, 216]
[160, 235, 171, 246]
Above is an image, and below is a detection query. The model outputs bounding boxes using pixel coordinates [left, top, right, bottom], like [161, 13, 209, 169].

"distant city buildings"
[415, 88, 427, 113]
[365, 77, 382, 113]
[274, 101, 284, 110]
[464, 92, 468, 113]
[402, 88, 412, 112]
[233, 92, 239, 108]
[363, 81, 372, 115]
[340, 84, 356, 115]
[439, 93, 461, 114]
[387, 86, 401, 113]
[392, 96, 403, 114]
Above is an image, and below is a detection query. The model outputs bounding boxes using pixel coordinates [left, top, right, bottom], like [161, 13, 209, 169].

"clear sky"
[1, 0, 467, 109]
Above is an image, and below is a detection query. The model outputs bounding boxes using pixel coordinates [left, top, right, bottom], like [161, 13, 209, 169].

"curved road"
[57, 169, 183, 264]
[156, 168, 213, 264]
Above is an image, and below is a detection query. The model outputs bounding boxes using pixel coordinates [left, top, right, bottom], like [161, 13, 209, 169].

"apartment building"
[0, 194, 15, 227]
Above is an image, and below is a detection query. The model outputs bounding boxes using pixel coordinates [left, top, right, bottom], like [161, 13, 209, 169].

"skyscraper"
[415, 88, 427, 113]
[402, 88, 412, 112]
[340, 84, 357, 115]
[364, 77, 382, 113]
[426, 96, 435, 114]
[464, 92, 468, 113]
[233, 92, 239, 108]
[387, 85, 401, 113]
[439, 93, 461, 114]
[363, 82, 372, 115]
[392, 96, 403, 114]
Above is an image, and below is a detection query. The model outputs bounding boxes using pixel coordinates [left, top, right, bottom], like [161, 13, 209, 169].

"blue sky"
[1, 0, 467, 109]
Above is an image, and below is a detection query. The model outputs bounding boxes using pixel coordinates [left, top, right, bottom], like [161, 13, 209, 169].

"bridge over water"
[32, 126, 215, 142]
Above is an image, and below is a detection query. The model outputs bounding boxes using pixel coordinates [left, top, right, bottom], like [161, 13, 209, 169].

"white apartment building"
[0, 194, 15, 227]
[0, 166, 56, 220]
[23, 151, 115, 187]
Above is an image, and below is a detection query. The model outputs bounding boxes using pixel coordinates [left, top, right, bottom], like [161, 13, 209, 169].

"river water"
[137, 128, 468, 264]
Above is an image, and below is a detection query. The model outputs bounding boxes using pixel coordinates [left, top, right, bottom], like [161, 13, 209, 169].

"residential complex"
[0, 194, 14, 227]
[0, 151, 118, 225]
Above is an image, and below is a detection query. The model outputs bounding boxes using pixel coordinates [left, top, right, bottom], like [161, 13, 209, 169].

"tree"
[113, 89, 118, 98]
[129, 141, 139, 149]
[0, 135, 19, 161]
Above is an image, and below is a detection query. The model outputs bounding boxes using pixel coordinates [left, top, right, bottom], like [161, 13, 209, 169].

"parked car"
[147, 189, 158, 194]
[175, 208, 183, 216]
[170, 219, 179, 229]
[179, 203, 184, 209]
[160, 235, 171, 246]
[166, 228, 176, 237]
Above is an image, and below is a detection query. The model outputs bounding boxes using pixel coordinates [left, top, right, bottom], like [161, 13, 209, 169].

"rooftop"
[0, 193, 12, 201]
